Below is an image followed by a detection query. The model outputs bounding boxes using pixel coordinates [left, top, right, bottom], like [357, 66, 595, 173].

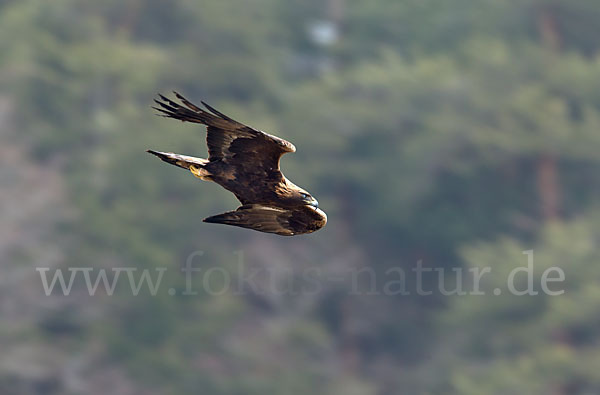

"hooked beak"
[308, 197, 319, 208]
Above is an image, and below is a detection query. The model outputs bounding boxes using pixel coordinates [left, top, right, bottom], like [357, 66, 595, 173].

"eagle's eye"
[300, 192, 318, 208]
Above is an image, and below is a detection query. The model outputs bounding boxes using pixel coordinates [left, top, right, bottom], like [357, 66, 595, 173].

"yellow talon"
[190, 165, 202, 178]
[190, 165, 210, 180]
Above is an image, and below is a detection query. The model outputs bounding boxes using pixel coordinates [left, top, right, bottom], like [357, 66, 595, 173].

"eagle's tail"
[146, 150, 206, 170]
[146, 150, 212, 180]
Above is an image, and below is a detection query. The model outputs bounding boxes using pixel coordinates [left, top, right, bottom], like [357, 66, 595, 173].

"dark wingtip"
[152, 105, 171, 115]
[174, 91, 203, 112]
[153, 99, 168, 108]
[200, 100, 235, 121]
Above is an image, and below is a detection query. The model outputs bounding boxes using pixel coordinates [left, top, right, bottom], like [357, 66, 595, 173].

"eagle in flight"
[148, 92, 327, 236]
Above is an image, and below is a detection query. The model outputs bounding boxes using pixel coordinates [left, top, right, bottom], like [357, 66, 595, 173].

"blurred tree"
[434, 217, 600, 394]
[2, 0, 600, 393]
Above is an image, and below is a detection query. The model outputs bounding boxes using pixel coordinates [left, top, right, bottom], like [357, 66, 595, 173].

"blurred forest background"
[2, 0, 600, 394]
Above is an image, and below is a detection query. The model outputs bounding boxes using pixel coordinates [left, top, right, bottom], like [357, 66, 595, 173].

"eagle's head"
[296, 191, 319, 208]
[284, 187, 319, 208]
[279, 179, 319, 208]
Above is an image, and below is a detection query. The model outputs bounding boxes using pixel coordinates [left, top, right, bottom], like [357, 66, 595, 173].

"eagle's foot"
[190, 165, 211, 181]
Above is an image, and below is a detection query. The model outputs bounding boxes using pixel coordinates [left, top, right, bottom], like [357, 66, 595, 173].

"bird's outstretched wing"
[203, 204, 327, 236]
[153, 92, 295, 171]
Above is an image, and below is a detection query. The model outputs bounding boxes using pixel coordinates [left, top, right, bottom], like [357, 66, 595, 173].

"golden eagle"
[148, 92, 327, 236]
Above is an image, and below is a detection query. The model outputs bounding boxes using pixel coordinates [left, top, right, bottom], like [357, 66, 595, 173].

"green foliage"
[435, 218, 600, 394]
[2, 0, 600, 393]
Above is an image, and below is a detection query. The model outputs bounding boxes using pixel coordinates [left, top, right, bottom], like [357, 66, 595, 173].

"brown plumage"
[148, 92, 327, 236]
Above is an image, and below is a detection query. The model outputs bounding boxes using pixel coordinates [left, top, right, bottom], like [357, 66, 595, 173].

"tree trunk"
[535, 6, 562, 221]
